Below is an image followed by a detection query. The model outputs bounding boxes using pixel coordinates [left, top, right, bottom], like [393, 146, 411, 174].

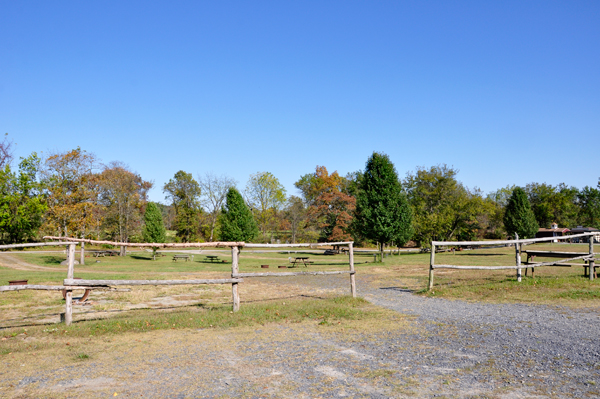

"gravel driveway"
[4, 273, 600, 398]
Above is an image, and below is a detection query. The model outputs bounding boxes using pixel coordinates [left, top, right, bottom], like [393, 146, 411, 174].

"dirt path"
[2, 273, 599, 398]
[0, 253, 59, 272]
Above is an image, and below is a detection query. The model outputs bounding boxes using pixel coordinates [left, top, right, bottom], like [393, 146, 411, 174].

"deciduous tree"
[245, 172, 286, 241]
[42, 148, 102, 239]
[99, 162, 152, 255]
[163, 171, 202, 242]
[284, 195, 306, 244]
[405, 165, 490, 247]
[525, 183, 578, 229]
[198, 172, 236, 242]
[577, 180, 600, 229]
[0, 133, 14, 169]
[0, 153, 46, 244]
[300, 166, 356, 242]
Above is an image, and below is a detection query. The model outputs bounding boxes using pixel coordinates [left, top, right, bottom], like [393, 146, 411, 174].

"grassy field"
[0, 242, 598, 334]
[369, 242, 600, 306]
[0, 242, 598, 395]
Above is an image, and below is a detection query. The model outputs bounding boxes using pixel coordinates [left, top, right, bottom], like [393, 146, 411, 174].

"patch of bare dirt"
[0, 254, 59, 272]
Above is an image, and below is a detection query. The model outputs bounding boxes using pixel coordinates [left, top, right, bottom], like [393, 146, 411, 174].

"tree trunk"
[80, 241, 85, 265]
[120, 245, 126, 257]
[380, 242, 385, 262]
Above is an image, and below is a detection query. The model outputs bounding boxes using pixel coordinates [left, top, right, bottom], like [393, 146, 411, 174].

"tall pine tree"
[354, 152, 413, 261]
[503, 187, 538, 239]
[219, 188, 258, 243]
[142, 202, 166, 259]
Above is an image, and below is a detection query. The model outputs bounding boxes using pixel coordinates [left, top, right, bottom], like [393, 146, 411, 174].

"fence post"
[64, 243, 76, 325]
[231, 246, 240, 311]
[589, 235, 595, 281]
[428, 243, 435, 291]
[80, 241, 85, 265]
[348, 243, 356, 297]
[515, 233, 521, 282]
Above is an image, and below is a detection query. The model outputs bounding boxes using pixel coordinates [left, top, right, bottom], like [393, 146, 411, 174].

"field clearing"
[1, 245, 599, 397]
[0, 242, 598, 330]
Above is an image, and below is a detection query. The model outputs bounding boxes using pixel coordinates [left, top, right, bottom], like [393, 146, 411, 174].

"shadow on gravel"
[379, 287, 416, 293]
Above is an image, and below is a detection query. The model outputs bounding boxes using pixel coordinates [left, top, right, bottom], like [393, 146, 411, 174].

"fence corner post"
[428, 243, 435, 291]
[231, 246, 240, 311]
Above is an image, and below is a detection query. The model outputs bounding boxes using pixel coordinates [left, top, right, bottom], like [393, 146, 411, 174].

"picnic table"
[172, 254, 191, 262]
[522, 250, 597, 278]
[91, 250, 119, 258]
[204, 255, 221, 263]
[290, 257, 313, 267]
[61, 278, 91, 304]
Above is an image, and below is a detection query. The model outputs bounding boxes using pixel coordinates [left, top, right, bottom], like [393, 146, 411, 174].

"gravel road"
[4, 273, 600, 398]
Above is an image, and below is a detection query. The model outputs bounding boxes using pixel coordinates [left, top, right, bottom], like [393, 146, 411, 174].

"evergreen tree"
[503, 187, 539, 239]
[219, 188, 258, 242]
[142, 202, 166, 259]
[354, 152, 413, 261]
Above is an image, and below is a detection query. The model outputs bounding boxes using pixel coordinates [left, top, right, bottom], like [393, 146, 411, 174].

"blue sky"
[2, 1, 599, 203]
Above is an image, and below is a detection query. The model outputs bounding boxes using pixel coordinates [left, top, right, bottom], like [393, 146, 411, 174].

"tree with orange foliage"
[42, 148, 102, 239]
[299, 166, 356, 242]
[99, 162, 152, 254]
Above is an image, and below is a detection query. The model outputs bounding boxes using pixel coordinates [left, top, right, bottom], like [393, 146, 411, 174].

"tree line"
[2, 137, 599, 251]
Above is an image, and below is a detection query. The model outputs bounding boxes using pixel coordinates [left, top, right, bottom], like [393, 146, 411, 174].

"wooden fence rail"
[428, 233, 596, 290]
[2, 240, 357, 326]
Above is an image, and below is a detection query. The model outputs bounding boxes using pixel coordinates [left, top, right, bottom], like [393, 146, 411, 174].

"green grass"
[0, 296, 373, 355]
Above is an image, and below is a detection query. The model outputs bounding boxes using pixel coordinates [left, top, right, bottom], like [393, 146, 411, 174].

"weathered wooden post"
[65, 243, 76, 325]
[348, 243, 356, 297]
[428, 242, 435, 291]
[589, 235, 595, 281]
[231, 246, 240, 311]
[515, 233, 522, 282]
[80, 241, 85, 265]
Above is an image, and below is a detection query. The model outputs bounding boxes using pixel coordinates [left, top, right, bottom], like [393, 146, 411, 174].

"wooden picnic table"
[61, 278, 91, 303]
[91, 250, 119, 258]
[172, 254, 191, 262]
[290, 257, 313, 267]
[204, 255, 221, 263]
[522, 250, 596, 277]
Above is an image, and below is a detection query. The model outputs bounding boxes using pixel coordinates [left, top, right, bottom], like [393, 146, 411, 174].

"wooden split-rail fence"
[1, 238, 356, 326]
[428, 232, 597, 290]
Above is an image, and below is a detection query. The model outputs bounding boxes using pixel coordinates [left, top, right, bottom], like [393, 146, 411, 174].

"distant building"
[568, 226, 600, 243]
[535, 223, 570, 241]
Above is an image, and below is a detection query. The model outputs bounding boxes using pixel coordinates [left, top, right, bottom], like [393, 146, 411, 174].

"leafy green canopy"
[219, 188, 258, 242]
[163, 170, 201, 242]
[354, 152, 413, 247]
[503, 187, 539, 239]
[577, 180, 600, 229]
[0, 154, 47, 244]
[405, 165, 489, 246]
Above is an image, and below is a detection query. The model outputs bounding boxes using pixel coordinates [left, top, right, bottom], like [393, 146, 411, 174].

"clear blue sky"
[2, 1, 599, 203]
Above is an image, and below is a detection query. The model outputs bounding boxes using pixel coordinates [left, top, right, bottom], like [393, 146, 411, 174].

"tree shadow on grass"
[130, 255, 153, 260]
[39, 255, 64, 265]
[456, 253, 507, 257]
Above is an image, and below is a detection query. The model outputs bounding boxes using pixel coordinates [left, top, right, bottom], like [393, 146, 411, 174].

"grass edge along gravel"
[1, 296, 409, 357]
